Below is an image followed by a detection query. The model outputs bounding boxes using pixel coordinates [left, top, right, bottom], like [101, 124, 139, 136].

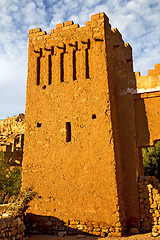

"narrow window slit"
[51, 46, 54, 55]
[88, 39, 90, 49]
[48, 55, 52, 85]
[66, 122, 71, 142]
[73, 50, 77, 80]
[85, 49, 90, 79]
[60, 53, 64, 82]
[37, 57, 40, 85]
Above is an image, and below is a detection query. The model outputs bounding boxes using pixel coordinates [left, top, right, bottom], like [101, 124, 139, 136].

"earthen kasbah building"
[0, 114, 25, 166]
[23, 12, 160, 236]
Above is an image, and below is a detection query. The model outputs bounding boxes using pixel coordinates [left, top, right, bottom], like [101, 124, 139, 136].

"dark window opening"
[66, 122, 71, 142]
[127, 58, 132, 63]
[42, 85, 46, 89]
[37, 57, 40, 85]
[88, 39, 90, 49]
[51, 46, 54, 55]
[73, 50, 77, 80]
[37, 123, 42, 128]
[114, 44, 120, 48]
[48, 55, 52, 85]
[60, 53, 64, 82]
[85, 49, 90, 79]
[92, 114, 96, 119]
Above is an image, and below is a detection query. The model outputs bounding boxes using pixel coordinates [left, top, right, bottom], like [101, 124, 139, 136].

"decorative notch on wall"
[81, 39, 90, 79]
[60, 53, 64, 82]
[48, 46, 54, 85]
[69, 41, 78, 81]
[73, 50, 77, 80]
[56, 43, 66, 83]
[37, 123, 42, 128]
[42, 85, 46, 89]
[36, 48, 42, 85]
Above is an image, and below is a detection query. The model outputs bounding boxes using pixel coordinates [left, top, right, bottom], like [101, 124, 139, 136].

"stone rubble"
[138, 176, 160, 237]
[24, 214, 123, 237]
[0, 216, 25, 240]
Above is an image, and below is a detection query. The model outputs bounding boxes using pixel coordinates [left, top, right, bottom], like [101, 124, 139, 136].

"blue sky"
[0, 0, 160, 119]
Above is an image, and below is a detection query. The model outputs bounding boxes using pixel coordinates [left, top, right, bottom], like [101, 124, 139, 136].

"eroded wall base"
[25, 213, 124, 237]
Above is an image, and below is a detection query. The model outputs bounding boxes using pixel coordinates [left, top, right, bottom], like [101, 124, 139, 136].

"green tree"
[142, 141, 160, 181]
[0, 152, 21, 203]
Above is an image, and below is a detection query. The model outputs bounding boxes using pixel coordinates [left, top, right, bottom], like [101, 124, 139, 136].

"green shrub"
[0, 152, 21, 203]
[142, 141, 160, 181]
[7, 187, 36, 217]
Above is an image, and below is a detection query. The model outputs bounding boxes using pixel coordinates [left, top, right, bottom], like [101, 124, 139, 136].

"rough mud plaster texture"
[23, 12, 140, 235]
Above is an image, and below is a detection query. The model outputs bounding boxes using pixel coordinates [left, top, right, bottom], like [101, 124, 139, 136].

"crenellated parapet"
[111, 28, 132, 61]
[135, 63, 160, 93]
[27, 12, 133, 90]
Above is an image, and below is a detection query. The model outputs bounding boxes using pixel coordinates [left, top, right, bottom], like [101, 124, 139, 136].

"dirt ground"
[25, 233, 160, 240]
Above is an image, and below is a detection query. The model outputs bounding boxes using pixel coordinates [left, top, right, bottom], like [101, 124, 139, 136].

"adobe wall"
[23, 12, 140, 236]
[105, 24, 140, 226]
[134, 92, 160, 147]
[134, 64, 160, 147]
[134, 65, 160, 236]
[135, 63, 160, 93]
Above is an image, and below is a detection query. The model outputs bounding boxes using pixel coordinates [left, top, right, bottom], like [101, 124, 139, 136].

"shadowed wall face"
[134, 64, 160, 148]
[134, 92, 160, 147]
[134, 64, 160, 177]
[23, 12, 140, 236]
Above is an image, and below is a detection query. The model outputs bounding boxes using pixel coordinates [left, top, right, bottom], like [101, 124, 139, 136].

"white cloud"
[0, 0, 160, 118]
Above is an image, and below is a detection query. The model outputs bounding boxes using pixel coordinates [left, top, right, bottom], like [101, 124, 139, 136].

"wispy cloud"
[0, 0, 159, 118]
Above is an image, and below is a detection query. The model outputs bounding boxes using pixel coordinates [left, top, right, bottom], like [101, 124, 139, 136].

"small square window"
[37, 123, 42, 127]
[92, 114, 96, 119]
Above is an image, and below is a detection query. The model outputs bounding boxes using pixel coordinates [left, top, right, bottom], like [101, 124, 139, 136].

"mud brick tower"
[23, 12, 140, 236]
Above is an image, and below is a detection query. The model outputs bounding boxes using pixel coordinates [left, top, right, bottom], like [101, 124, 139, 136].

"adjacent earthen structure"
[22, 12, 160, 236]
[135, 63, 160, 93]
[0, 114, 25, 166]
